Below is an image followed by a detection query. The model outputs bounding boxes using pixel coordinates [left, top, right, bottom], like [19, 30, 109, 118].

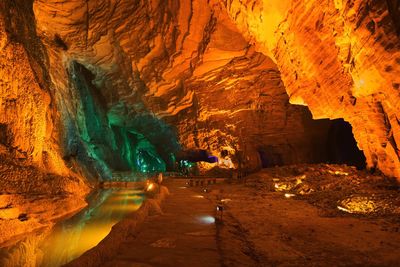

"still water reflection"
[0, 188, 144, 267]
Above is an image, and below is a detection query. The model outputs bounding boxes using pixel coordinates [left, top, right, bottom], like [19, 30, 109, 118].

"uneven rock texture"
[28, 0, 333, 174]
[0, 0, 399, 249]
[1, 0, 399, 179]
[0, 151, 89, 245]
[223, 0, 400, 178]
[0, 0, 89, 245]
[207, 168, 400, 266]
[176, 49, 332, 171]
[0, 0, 66, 175]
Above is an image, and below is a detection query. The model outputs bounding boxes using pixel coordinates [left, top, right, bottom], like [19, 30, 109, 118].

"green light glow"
[62, 62, 177, 179]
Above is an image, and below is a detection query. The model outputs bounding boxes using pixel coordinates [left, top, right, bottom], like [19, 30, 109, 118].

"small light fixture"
[216, 204, 224, 221]
[198, 216, 215, 224]
[337, 206, 352, 213]
[146, 183, 155, 192]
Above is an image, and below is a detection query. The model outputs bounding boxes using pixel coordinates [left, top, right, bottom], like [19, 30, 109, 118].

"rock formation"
[0, 0, 399, 184]
[223, 0, 400, 178]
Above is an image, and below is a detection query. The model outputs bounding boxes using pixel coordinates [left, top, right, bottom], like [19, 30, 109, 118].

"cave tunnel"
[258, 147, 284, 168]
[1, 0, 400, 266]
[256, 116, 366, 170]
[327, 119, 366, 169]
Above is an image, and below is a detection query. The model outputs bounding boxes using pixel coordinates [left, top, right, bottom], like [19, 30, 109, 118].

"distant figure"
[157, 172, 163, 185]
[156, 172, 163, 194]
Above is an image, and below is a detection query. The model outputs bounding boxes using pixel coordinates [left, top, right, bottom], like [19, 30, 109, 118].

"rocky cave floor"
[1, 161, 400, 266]
[198, 164, 400, 266]
[244, 164, 400, 220]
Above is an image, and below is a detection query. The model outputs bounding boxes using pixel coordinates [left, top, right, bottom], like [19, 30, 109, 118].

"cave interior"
[0, 0, 400, 266]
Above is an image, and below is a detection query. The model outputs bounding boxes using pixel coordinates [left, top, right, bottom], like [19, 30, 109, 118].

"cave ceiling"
[0, 0, 399, 179]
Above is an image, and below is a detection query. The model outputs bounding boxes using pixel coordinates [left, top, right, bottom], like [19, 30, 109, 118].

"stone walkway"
[104, 179, 221, 267]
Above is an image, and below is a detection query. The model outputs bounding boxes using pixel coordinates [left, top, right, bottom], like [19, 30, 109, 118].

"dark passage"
[258, 147, 283, 168]
[0, 124, 8, 145]
[327, 119, 366, 169]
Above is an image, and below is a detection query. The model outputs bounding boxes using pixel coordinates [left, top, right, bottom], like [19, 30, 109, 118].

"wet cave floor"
[73, 164, 400, 267]
[1, 163, 400, 267]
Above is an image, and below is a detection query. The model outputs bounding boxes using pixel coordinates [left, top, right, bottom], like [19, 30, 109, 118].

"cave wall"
[222, 0, 400, 178]
[0, 0, 93, 201]
[28, 0, 335, 174]
[0, 0, 180, 180]
[3, 0, 399, 180]
[174, 48, 332, 171]
[0, 0, 70, 175]
[33, 0, 185, 177]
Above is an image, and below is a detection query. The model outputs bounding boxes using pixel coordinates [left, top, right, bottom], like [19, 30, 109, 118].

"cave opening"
[327, 119, 366, 169]
[255, 112, 366, 170]
[0, 124, 8, 145]
[124, 114, 181, 172]
[258, 147, 284, 168]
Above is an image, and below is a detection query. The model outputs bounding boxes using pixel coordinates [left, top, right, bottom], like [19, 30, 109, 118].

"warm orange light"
[337, 206, 351, 213]
[36, 189, 143, 266]
[328, 170, 349, 176]
[146, 183, 155, 191]
[284, 193, 296, 198]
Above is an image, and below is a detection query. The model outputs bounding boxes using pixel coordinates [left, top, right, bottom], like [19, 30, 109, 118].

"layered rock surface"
[28, 0, 333, 174]
[223, 0, 400, 178]
[0, 0, 65, 175]
[1, 0, 399, 181]
[0, 0, 89, 245]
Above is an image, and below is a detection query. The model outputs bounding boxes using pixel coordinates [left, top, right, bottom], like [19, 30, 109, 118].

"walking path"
[103, 179, 221, 267]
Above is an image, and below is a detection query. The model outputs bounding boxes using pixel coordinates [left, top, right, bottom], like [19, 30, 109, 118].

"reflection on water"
[0, 188, 144, 267]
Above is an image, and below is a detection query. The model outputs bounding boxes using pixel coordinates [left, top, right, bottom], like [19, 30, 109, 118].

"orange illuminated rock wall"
[28, 0, 333, 173]
[0, 1, 89, 244]
[0, 0, 75, 177]
[1, 0, 399, 179]
[0, 0, 89, 196]
[223, 0, 400, 178]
